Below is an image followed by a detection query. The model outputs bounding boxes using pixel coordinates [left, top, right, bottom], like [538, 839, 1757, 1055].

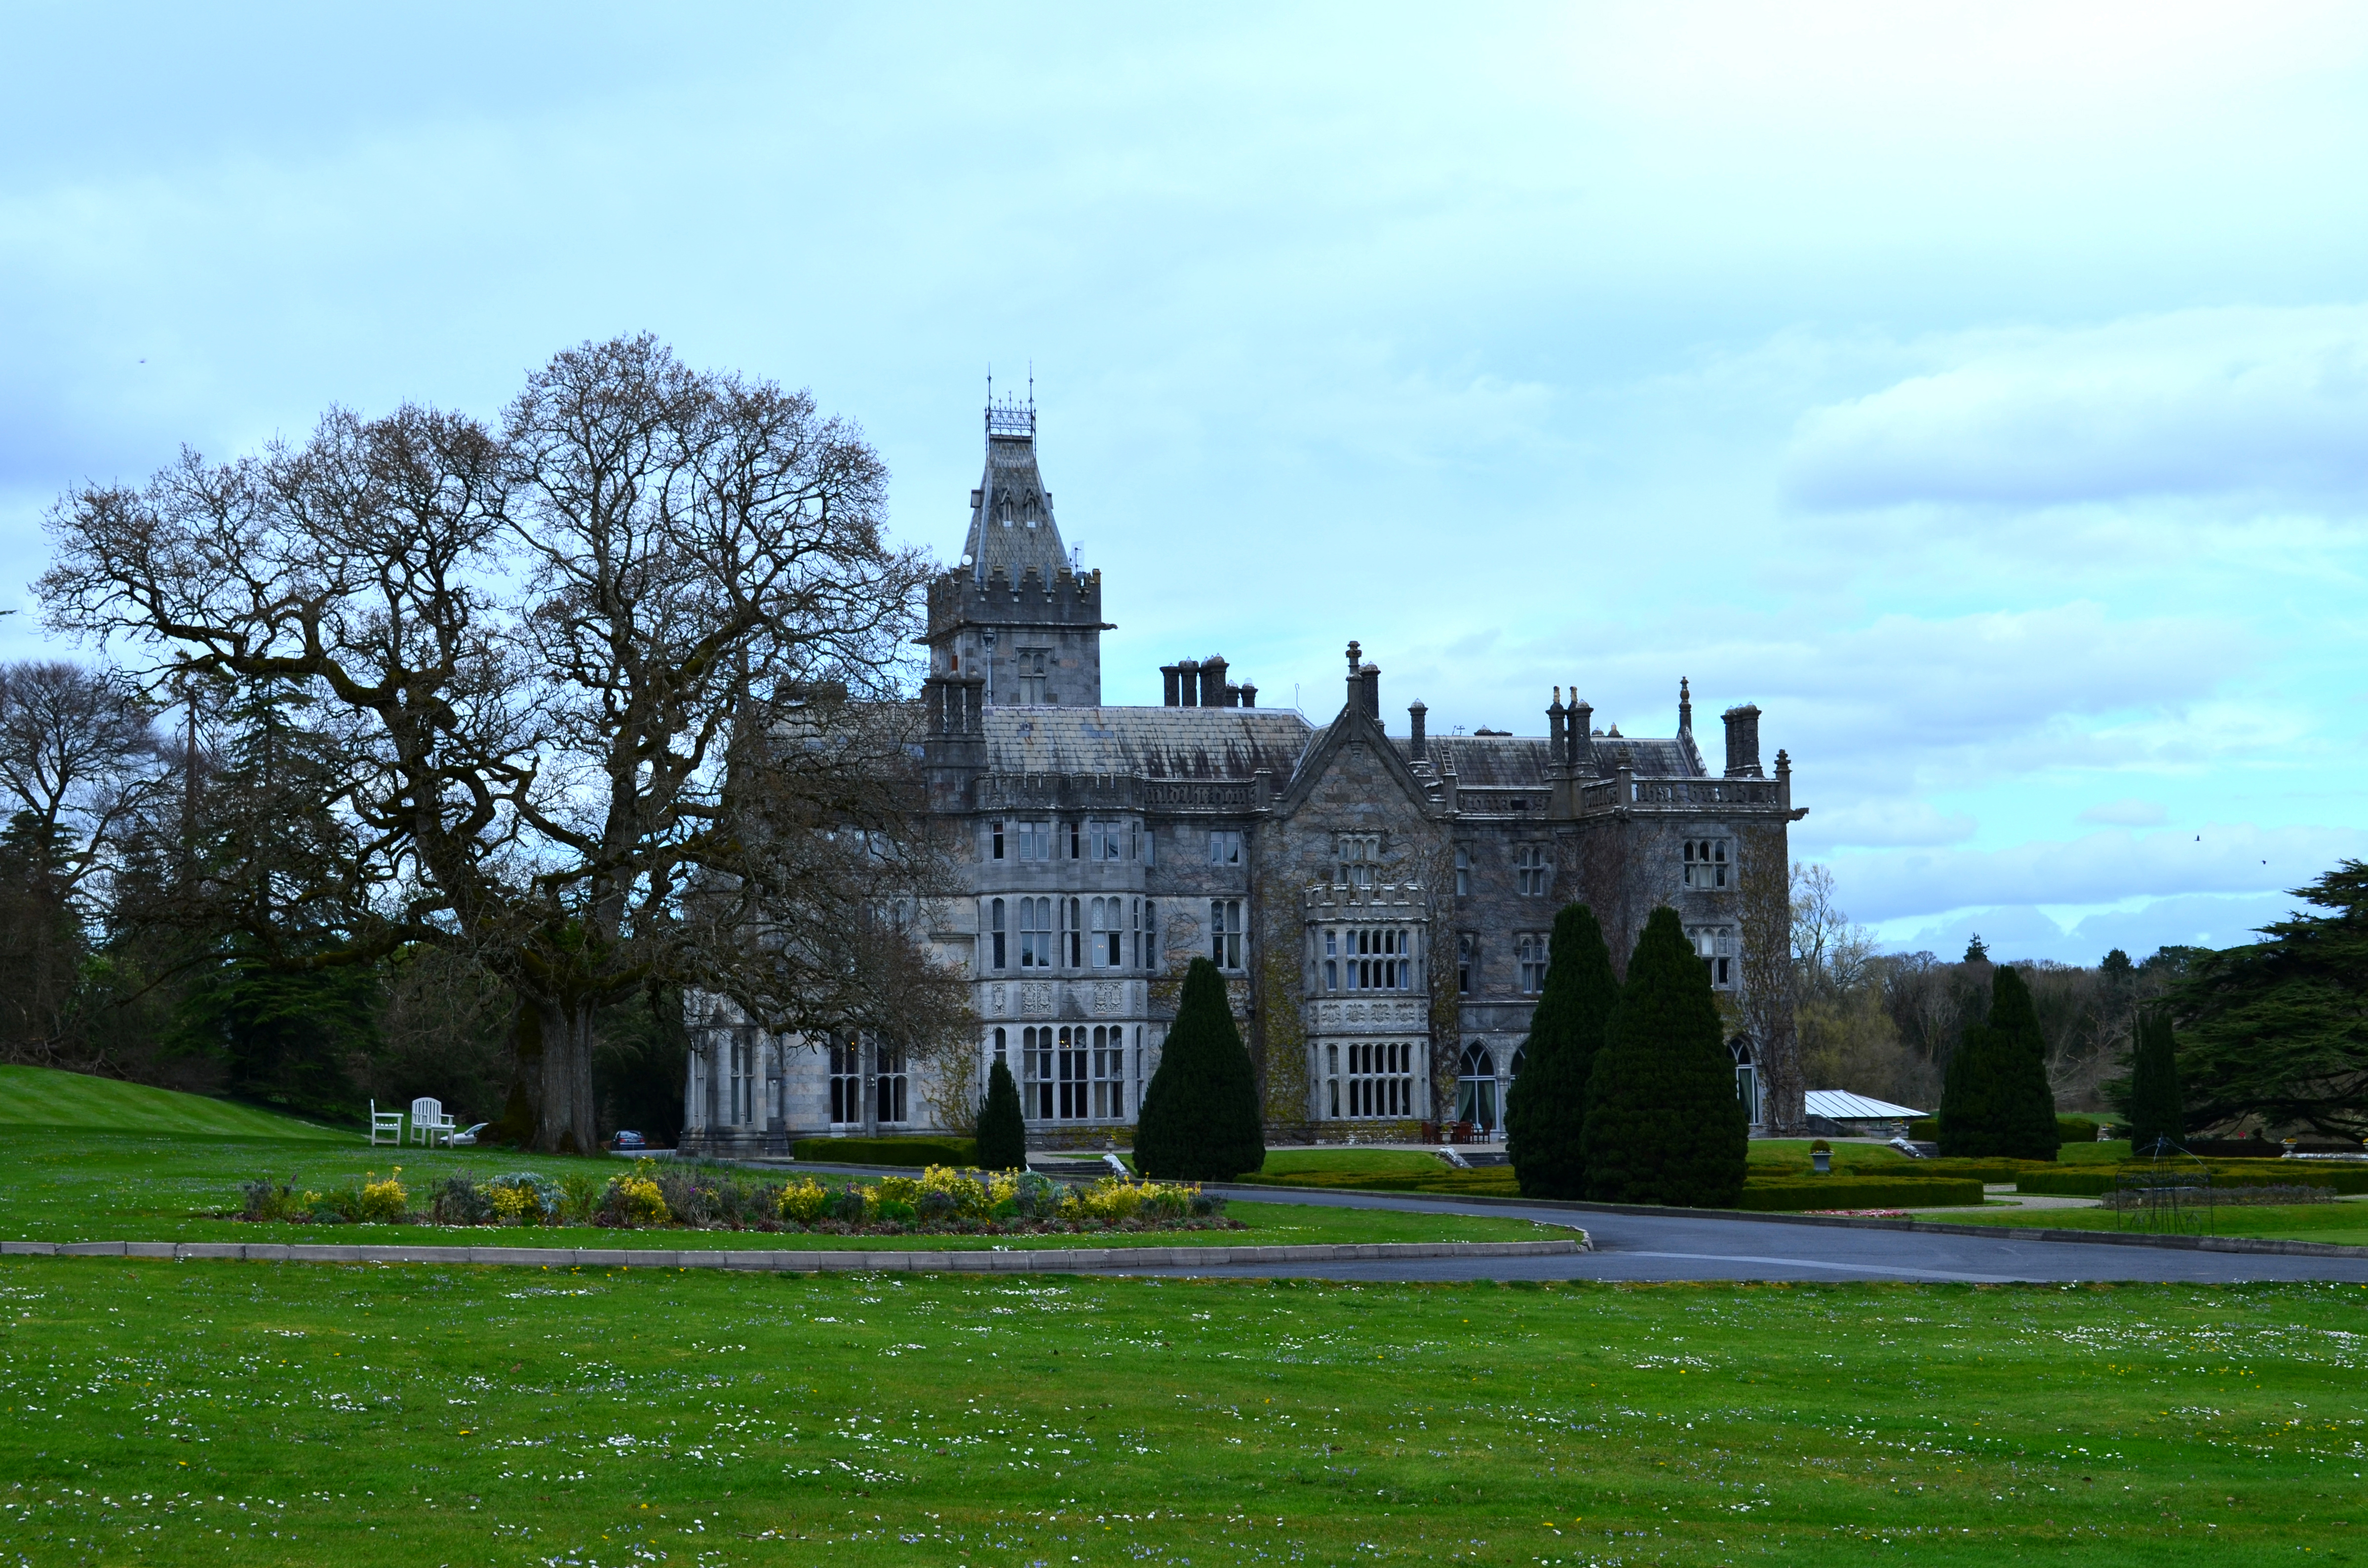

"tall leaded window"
[989, 897, 1007, 970]
[1682, 838, 1731, 890]
[1516, 932, 1549, 993]
[988, 819, 1006, 860]
[1090, 897, 1124, 967]
[1336, 833, 1380, 885]
[1092, 1025, 1126, 1118]
[1339, 927, 1412, 991]
[1457, 933, 1475, 995]
[1454, 848, 1470, 897]
[729, 1033, 755, 1125]
[1208, 830, 1242, 866]
[1016, 647, 1049, 704]
[1137, 898, 1156, 968]
[1344, 1041, 1415, 1119]
[1018, 896, 1052, 967]
[829, 1036, 863, 1126]
[875, 1044, 908, 1125]
[1210, 899, 1242, 968]
[1088, 820, 1126, 861]
[1515, 844, 1550, 896]
[1065, 896, 1083, 967]
[1322, 928, 1339, 993]
[1456, 1040, 1498, 1131]
[1021, 1026, 1053, 1118]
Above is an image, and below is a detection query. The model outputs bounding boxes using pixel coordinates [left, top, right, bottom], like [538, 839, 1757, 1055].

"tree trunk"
[536, 998, 601, 1153]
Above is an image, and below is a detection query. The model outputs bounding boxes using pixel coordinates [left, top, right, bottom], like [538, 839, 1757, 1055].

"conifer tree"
[2124, 1009, 2186, 1155]
[1134, 957, 1266, 1181]
[1938, 965, 2059, 1159]
[1504, 902, 1619, 1199]
[1581, 907, 1749, 1206]
[974, 1056, 1027, 1172]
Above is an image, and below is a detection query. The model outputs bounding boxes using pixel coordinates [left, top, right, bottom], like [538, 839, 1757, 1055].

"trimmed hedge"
[792, 1136, 977, 1168]
[1911, 1116, 2106, 1146]
[1738, 1178, 1984, 1211]
[2017, 1162, 2368, 1197]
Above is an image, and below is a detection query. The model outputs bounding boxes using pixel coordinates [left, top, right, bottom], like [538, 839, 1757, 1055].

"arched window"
[1730, 1037, 1761, 1127]
[875, 1043, 908, 1125]
[829, 1035, 863, 1126]
[1457, 1040, 1498, 1132]
[1509, 1045, 1527, 1083]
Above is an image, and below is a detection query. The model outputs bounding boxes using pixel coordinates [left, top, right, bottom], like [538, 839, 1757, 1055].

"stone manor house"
[680, 399, 1806, 1154]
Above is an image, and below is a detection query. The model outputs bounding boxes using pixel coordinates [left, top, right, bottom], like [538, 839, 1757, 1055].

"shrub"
[920, 1165, 991, 1218]
[1739, 1178, 1984, 1211]
[791, 1137, 977, 1168]
[1011, 1170, 1064, 1220]
[778, 1178, 831, 1223]
[1504, 902, 1620, 1200]
[1134, 957, 1266, 1182]
[2124, 1009, 2186, 1155]
[602, 1169, 669, 1227]
[485, 1173, 560, 1224]
[1938, 967, 2058, 1161]
[430, 1172, 493, 1225]
[357, 1169, 409, 1224]
[240, 1180, 308, 1224]
[872, 1198, 918, 1225]
[828, 1186, 868, 1224]
[1582, 907, 1749, 1207]
[2055, 1117, 2100, 1145]
[1810, 1139, 1831, 1153]
[975, 1058, 1028, 1172]
[556, 1172, 606, 1224]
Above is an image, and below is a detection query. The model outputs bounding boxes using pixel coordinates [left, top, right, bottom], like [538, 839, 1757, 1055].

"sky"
[3, 2, 2365, 965]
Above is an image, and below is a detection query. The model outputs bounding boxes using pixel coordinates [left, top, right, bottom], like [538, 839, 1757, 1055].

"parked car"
[611, 1130, 646, 1151]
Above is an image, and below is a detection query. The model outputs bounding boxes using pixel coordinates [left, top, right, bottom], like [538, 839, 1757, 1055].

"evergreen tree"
[1134, 957, 1265, 1181]
[2124, 1009, 2186, 1154]
[1581, 907, 1749, 1207]
[975, 1056, 1027, 1172]
[1937, 965, 2058, 1159]
[1503, 902, 1619, 1198]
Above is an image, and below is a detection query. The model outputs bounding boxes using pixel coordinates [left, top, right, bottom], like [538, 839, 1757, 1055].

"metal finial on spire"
[1345, 639, 1362, 671]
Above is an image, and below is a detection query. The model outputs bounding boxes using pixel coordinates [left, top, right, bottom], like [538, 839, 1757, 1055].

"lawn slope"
[0, 1064, 349, 1142]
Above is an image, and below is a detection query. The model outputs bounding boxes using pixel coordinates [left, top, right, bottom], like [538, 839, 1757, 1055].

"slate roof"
[984, 707, 1315, 780]
[962, 431, 1069, 586]
[1403, 731, 1704, 782]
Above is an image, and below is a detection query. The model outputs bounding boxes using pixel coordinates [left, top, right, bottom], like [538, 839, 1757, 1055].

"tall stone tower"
[922, 390, 1111, 708]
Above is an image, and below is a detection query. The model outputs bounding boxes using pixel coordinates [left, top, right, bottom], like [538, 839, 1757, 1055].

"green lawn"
[1234, 1147, 1522, 1197]
[0, 1129, 1566, 1252]
[1943, 1198, 2368, 1248]
[0, 1065, 349, 1142]
[3, 1262, 2364, 1566]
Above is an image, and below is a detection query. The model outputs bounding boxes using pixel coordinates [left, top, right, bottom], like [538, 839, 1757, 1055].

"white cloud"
[1793, 798, 1976, 850]
[1786, 306, 2368, 509]
[1883, 891, 2300, 966]
[1825, 820, 2363, 926]
[2078, 798, 2168, 827]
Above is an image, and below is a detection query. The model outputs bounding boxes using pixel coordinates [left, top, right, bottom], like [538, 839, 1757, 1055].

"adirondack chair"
[369, 1100, 406, 1146]
[408, 1096, 457, 1147]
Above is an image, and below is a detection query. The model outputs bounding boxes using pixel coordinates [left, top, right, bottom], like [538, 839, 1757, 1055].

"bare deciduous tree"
[42, 335, 967, 1151]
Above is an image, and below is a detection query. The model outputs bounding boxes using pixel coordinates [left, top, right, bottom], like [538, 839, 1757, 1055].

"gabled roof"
[983, 707, 1313, 780]
[1413, 732, 1700, 783]
[1278, 698, 1438, 818]
[962, 429, 1068, 586]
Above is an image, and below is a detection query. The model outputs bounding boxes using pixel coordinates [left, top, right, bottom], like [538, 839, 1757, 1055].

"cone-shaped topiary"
[1580, 906, 1749, 1206]
[1938, 965, 2059, 1159]
[1134, 957, 1266, 1181]
[1503, 902, 1619, 1199]
[2124, 1008, 2186, 1156]
[975, 1056, 1028, 1172]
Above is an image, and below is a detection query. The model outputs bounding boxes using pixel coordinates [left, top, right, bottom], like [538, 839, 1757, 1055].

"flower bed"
[235, 1163, 1236, 1235]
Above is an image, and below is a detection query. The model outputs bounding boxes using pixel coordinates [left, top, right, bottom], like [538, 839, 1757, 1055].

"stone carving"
[1093, 983, 1122, 1015]
[1020, 983, 1052, 1015]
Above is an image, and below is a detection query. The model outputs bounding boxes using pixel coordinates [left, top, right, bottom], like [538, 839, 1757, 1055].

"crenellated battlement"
[926, 563, 1107, 636]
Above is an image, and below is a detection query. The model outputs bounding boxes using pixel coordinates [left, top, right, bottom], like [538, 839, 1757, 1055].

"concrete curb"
[0, 1236, 1585, 1272]
[1209, 1184, 2368, 1259]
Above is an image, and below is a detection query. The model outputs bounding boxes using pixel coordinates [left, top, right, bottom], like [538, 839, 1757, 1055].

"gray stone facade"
[680, 399, 1808, 1154]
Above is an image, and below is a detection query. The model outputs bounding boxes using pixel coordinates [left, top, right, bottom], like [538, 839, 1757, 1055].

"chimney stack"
[1359, 664, 1381, 722]
[1568, 697, 1593, 771]
[1201, 655, 1230, 708]
[1678, 676, 1692, 736]
[1161, 663, 1182, 706]
[1547, 687, 1566, 755]
[1177, 658, 1201, 707]
[1408, 700, 1427, 761]
[1239, 682, 1257, 709]
[1722, 704, 1763, 778]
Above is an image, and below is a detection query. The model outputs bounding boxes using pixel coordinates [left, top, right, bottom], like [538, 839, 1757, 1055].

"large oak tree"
[43, 335, 965, 1151]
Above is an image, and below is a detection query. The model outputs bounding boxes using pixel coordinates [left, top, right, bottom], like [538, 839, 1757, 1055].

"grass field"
[1941, 1198, 2368, 1248]
[0, 1065, 348, 1142]
[0, 1129, 1570, 1252]
[2, 1261, 2364, 1566]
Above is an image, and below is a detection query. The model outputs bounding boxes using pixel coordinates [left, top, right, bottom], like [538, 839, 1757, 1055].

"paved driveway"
[1177, 1186, 2368, 1284]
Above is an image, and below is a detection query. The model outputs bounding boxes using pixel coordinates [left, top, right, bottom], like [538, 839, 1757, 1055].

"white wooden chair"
[369, 1100, 406, 1145]
[408, 1096, 457, 1147]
